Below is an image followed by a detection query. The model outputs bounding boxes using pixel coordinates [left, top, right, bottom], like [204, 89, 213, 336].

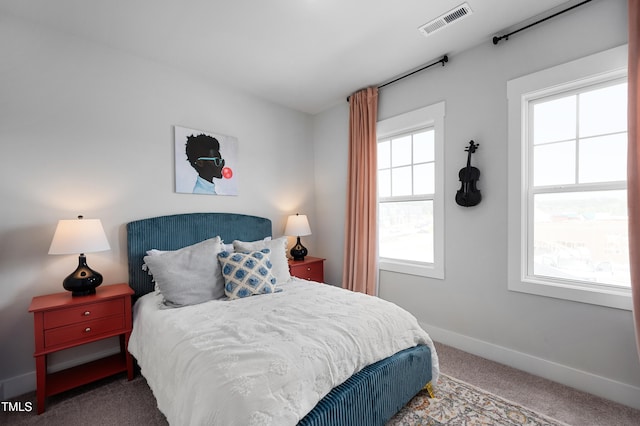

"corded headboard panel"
[126, 213, 272, 298]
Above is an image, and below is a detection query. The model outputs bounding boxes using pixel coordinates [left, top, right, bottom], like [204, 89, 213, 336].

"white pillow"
[233, 236, 291, 284]
[146, 249, 166, 256]
[217, 249, 278, 299]
[143, 237, 225, 307]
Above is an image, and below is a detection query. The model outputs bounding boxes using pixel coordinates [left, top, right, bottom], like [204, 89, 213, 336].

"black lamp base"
[63, 254, 103, 297]
[290, 237, 308, 261]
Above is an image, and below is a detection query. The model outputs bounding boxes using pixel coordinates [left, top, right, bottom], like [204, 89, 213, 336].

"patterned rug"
[388, 374, 569, 426]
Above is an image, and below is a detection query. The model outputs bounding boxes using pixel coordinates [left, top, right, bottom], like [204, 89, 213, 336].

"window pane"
[378, 169, 391, 197]
[391, 135, 412, 167]
[378, 140, 390, 169]
[533, 141, 575, 186]
[379, 200, 434, 263]
[392, 166, 412, 196]
[414, 163, 434, 195]
[532, 191, 629, 287]
[533, 95, 576, 144]
[413, 130, 434, 163]
[579, 134, 627, 183]
[579, 82, 627, 137]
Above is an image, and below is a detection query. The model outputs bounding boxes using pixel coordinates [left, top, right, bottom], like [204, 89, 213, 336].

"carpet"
[2, 373, 572, 426]
[388, 374, 570, 426]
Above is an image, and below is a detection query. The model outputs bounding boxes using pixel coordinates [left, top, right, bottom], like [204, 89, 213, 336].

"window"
[378, 129, 434, 263]
[377, 102, 445, 279]
[529, 81, 628, 286]
[507, 45, 631, 309]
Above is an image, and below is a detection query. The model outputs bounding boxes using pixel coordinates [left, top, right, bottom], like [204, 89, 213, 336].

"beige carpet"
[434, 342, 640, 426]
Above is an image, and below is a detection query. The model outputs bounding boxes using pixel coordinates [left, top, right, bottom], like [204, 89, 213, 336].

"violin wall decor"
[455, 140, 482, 207]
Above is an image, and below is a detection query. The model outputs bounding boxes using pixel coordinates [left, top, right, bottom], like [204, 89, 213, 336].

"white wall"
[313, 0, 640, 409]
[0, 14, 316, 397]
[311, 104, 349, 285]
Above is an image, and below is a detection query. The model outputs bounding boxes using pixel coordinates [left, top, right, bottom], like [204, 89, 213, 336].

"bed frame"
[126, 212, 432, 425]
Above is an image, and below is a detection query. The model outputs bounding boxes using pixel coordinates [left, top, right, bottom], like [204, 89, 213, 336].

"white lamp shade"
[284, 214, 311, 237]
[48, 218, 111, 255]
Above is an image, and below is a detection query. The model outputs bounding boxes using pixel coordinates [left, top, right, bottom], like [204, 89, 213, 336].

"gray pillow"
[143, 237, 225, 307]
[233, 236, 291, 284]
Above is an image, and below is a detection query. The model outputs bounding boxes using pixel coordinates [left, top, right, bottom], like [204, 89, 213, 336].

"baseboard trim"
[1, 346, 120, 400]
[2, 371, 34, 401]
[421, 321, 640, 410]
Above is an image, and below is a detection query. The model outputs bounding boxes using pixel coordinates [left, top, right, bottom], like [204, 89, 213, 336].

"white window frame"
[377, 102, 445, 279]
[507, 45, 631, 310]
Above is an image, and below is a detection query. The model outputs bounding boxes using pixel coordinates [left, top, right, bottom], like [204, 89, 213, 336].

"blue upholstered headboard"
[126, 213, 272, 297]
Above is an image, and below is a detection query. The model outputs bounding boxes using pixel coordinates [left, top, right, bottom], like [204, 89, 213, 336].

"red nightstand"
[288, 256, 325, 282]
[28, 283, 134, 414]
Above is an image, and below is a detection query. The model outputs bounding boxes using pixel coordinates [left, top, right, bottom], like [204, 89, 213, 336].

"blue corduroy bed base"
[298, 345, 432, 426]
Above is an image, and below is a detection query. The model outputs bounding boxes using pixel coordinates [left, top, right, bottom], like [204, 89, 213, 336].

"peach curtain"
[629, 0, 640, 359]
[342, 87, 379, 295]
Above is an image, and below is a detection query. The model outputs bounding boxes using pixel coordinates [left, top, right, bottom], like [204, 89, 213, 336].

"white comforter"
[128, 278, 439, 426]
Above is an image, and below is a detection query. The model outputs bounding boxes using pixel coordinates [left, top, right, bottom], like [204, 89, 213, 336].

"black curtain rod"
[379, 55, 448, 89]
[347, 55, 448, 102]
[493, 0, 593, 45]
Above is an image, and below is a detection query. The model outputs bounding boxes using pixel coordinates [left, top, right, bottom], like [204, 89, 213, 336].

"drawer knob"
[307, 267, 311, 271]
[85, 327, 91, 333]
[83, 311, 91, 316]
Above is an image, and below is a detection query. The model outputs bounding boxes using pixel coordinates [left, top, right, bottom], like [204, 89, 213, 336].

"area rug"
[387, 374, 570, 426]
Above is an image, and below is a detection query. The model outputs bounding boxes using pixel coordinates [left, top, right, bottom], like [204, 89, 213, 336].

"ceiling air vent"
[418, 2, 472, 37]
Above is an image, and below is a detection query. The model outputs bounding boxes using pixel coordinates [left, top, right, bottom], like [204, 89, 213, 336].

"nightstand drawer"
[43, 299, 124, 329]
[291, 264, 323, 281]
[289, 258, 324, 282]
[44, 315, 125, 348]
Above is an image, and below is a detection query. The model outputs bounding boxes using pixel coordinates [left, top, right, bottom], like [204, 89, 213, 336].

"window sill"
[508, 276, 632, 310]
[379, 259, 444, 280]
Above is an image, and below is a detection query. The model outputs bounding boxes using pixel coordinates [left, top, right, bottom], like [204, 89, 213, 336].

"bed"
[126, 212, 439, 425]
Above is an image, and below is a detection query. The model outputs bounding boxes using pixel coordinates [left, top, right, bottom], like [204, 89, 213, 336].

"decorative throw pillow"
[143, 249, 166, 292]
[232, 236, 291, 284]
[218, 249, 278, 299]
[143, 237, 225, 307]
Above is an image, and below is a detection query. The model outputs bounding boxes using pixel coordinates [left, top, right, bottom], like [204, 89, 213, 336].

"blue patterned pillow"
[218, 249, 278, 299]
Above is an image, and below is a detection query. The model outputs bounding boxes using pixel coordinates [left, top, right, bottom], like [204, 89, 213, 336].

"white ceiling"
[2, 0, 578, 114]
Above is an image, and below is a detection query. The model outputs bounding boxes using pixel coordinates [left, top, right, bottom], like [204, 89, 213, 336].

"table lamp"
[48, 215, 111, 296]
[284, 213, 311, 261]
